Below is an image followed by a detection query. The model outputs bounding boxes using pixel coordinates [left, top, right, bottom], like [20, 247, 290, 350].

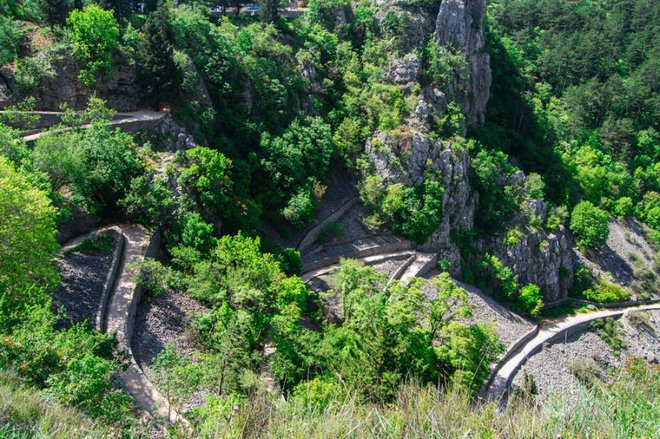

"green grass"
[540, 301, 593, 318]
[4, 357, 657, 438]
[0, 370, 110, 438]
[181, 358, 658, 438]
[63, 233, 115, 256]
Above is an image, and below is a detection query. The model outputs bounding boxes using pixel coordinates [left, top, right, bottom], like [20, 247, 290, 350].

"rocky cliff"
[362, 0, 574, 300]
[0, 47, 139, 111]
[433, 0, 491, 125]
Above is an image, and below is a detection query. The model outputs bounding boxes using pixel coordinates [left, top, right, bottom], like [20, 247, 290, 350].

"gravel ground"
[337, 203, 375, 242]
[372, 254, 412, 278]
[422, 270, 535, 348]
[511, 309, 660, 402]
[132, 288, 209, 375]
[577, 219, 658, 296]
[52, 235, 116, 328]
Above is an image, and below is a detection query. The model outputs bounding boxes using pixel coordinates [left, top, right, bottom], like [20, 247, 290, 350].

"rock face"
[388, 53, 421, 84]
[485, 226, 575, 302]
[364, 131, 477, 276]
[476, 178, 576, 301]
[433, 0, 491, 125]
[157, 116, 198, 151]
[0, 47, 139, 111]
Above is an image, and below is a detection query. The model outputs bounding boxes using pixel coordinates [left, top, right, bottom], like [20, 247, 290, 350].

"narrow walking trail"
[98, 224, 187, 425]
[2, 109, 166, 142]
[483, 303, 660, 400]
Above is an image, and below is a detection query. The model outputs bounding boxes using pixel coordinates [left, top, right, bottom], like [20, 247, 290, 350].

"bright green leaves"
[0, 156, 59, 293]
[570, 201, 610, 248]
[67, 5, 119, 86]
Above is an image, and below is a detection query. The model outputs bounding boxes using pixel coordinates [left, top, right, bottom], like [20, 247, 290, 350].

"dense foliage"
[1, 0, 658, 435]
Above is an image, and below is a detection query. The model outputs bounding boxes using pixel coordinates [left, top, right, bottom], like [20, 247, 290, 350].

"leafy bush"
[260, 117, 334, 223]
[0, 15, 23, 65]
[519, 284, 543, 316]
[362, 177, 444, 244]
[0, 156, 59, 293]
[282, 185, 315, 227]
[67, 6, 120, 86]
[277, 248, 302, 277]
[582, 280, 630, 303]
[589, 318, 627, 352]
[319, 221, 346, 244]
[569, 358, 600, 387]
[570, 201, 609, 248]
[134, 259, 171, 297]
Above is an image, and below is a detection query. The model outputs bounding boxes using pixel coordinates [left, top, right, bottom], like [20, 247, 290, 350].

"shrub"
[67, 6, 120, 86]
[627, 311, 651, 329]
[282, 186, 315, 227]
[569, 358, 600, 387]
[571, 265, 594, 296]
[570, 201, 610, 248]
[583, 280, 630, 303]
[278, 248, 302, 277]
[612, 197, 633, 219]
[589, 317, 627, 352]
[519, 284, 543, 316]
[319, 221, 346, 244]
[134, 259, 170, 297]
[381, 179, 444, 244]
[0, 16, 23, 65]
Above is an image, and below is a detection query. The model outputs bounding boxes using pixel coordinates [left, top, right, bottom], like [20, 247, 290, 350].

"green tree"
[151, 344, 203, 420]
[67, 5, 120, 86]
[71, 124, 143, 215]
[0, 156, 59, 293]
[137, 2, 180, 107]
[258, 0, 281, 23]
[178, 146, 234, 219]
[570, 201, 610, 248]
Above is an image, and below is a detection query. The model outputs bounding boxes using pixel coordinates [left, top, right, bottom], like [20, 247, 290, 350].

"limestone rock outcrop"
[388, 53, 421, 85]
[364, 131, 477, 276]
[476, 175, 576, 301]
[433, 0, 491, 125]
[0, 47, 139, 111]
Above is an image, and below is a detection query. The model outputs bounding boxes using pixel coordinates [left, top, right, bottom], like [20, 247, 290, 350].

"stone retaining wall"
[96, 229, 126, 331]
[388, 255, 416, 285]
[302, 238, 414, 272]
[542, 297, 660, 311]
[297, 197, 359, 251]
[478, 324, 540, 399]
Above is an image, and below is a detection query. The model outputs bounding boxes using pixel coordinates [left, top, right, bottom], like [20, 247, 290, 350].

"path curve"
[483, 303, 660, 401]
[301, 250, 416, 282]
[1, 110, 166, 142]
[88, 224, 188, 426]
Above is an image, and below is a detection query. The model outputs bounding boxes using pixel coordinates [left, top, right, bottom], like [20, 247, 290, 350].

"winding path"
[0, 109, 166, 142]
[65, 224, 186, 425]
[482, 303, 660, 401]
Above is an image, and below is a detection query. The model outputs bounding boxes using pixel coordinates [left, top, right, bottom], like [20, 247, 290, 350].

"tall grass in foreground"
[185, 358, 658, 438]
[0, 370, 110, 438]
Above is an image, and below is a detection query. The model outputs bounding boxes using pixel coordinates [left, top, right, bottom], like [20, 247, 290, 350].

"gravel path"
[133, 288, 209, 376]
[53, 235, 117, 327]
[510, 309, 660, 401]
